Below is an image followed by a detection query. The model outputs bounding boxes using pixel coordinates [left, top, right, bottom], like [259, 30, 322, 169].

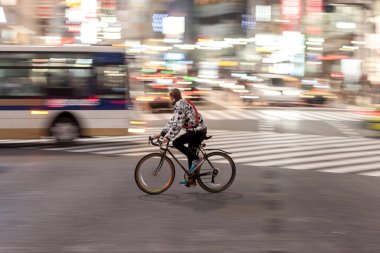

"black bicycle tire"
[196, 152, 236, 193]
[134, 153, 175, 194]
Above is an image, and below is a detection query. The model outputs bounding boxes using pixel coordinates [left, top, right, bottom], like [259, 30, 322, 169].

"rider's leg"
[187, 129, 207, 172]
[173, 132, 199, 169]
[188, 129, 207, 152]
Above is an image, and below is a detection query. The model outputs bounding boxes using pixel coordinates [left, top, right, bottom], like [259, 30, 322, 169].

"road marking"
[4, 128, 380, 178]
[228, 109, 259, 119]
[207, 110, 241, 120]
[326, 121, 361, 137]
[141, 109, 362, 121]
[360, 170, 380, 176]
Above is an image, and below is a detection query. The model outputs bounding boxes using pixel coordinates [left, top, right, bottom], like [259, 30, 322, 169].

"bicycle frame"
[156, 145, 190, 176]
[151, 137, 231, 180]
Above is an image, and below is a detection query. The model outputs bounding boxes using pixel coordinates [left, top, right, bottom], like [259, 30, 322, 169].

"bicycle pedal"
[186, 182, 196, 188]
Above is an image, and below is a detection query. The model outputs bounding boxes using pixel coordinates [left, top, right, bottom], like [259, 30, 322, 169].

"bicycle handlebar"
[148, 136, 161, 146]
[148, 136, 174, 148]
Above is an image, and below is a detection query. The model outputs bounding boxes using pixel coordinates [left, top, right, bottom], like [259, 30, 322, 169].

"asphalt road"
[1, 148, 380, 253]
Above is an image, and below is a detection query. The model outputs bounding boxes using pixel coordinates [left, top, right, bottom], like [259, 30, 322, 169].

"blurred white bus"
[0, 45, 145, 143]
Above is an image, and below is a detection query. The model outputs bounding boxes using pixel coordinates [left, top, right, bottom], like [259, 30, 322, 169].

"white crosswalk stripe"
[258, 120, 275, 132]
[207, 110, 241, 120]
[199, 110, 219, 120]
[227, 109, 258, 120]
[3, 128, 380, 178]
[141, 109, 363, 121]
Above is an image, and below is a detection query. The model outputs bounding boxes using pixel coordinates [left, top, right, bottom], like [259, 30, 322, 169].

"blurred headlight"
[136, 96, 155, 102]
[129, 121, 146, 125]
[128, 128, 146, 133]
[31, 110, 49, 115]
[300, 94, 315, 98]
[240, 95, 260, 99]
[283, 90, 302, 96]
[263, 90, 281, 96]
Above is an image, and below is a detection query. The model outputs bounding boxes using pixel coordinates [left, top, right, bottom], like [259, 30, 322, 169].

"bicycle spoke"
[196, 152, 236, 193]
[135, 153, 175, 194]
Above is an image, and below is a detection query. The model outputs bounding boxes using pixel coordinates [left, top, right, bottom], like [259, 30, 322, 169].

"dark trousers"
[173, 128, 207, 169]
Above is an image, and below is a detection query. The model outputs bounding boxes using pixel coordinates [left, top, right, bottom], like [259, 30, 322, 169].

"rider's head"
[169, 88, 182, 104]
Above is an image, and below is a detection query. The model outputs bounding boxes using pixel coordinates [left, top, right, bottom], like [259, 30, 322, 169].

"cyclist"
[152, 88, 207, 183]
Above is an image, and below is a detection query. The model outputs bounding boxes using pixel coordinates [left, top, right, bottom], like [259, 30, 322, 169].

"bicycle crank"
[184, 173, 197, 187]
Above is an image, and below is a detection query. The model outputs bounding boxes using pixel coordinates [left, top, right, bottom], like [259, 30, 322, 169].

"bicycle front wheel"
[135, 153, 175, 194]
[197, 152, 236, 193]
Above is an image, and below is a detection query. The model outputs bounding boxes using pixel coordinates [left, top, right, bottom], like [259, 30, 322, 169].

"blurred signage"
[305, 0, 322, 34]
[281, 0, 301, 20]
[164, 53, 185, 61]
[336, 22, 356, 29]
[65, 9, 82, 23]
[100, 0, 117, 9]
[162, 16, 185, 43]
[0, 7, 6, 23]
[163, 16, 185, 36]
[317, 55, 349, 61]
[80, 0, 97, 44]
[36, 0, 55, 18]
[341, 59, 362, 84]
[306, 0, 322, 14]
[1, 0, 17, 5]
[65, 0, 81, 7]
[255, 5, 271, 22]
[36, 6, 53, 17]
[255, 33, 279, 47]
[281, 31, 304, 54]
[195, 0, 244, 4]
[281, 0, 301, 31]
[241, 14, 255, 30]
[365, 33, 380, 49]
[152, 13, 168, 33]
[81, 0, 97, 19]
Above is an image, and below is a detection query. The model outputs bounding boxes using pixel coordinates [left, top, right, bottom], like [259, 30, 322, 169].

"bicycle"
[134, 136, 236, 194]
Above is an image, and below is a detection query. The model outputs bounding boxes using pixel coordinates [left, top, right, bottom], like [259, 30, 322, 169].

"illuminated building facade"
[0, 0, 37, 44]
[192, 0, 250, 77]
[248, 0, 375, 84]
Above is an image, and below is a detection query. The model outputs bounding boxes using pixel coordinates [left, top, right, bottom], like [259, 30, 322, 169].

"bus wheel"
[51, 117, 79, 144]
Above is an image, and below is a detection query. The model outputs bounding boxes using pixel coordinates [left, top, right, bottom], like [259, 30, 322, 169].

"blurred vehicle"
[300, 79, 338, 104]
[136, 82, 171, 112]
[0, 45, 145, 143]
[241, 74, 303, 105]
[359, 105, 380, 131]
[236, 78, 261, 104]
[178, 80, 212, 103]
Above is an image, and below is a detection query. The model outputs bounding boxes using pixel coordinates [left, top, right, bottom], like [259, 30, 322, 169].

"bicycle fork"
[153, 151, 167, 176]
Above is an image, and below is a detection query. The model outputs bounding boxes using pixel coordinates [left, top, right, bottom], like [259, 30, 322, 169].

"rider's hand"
[152, 134, 161, 139]
[162, 137, 169, 144]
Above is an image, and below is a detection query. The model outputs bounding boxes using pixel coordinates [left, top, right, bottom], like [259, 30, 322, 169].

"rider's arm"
[160, 106, 186, 140]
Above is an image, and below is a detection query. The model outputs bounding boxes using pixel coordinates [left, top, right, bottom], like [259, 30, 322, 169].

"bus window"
[95, 66, 127, 99]
[0, 69, 43, 97]
[44, 69, 93, 97]
[0, 53, 93, 68]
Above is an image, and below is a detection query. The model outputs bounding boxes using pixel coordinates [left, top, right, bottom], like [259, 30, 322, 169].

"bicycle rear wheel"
[135, 153, 175, 194]
[196, 152, 236, 193]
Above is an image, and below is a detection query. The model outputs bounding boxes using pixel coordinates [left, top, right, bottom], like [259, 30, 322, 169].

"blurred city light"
[0, 7, 6, 23]
[0, 0, 380, 113]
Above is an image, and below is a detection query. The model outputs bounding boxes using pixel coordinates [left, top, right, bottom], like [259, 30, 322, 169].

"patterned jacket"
[160, 98, 207, 140]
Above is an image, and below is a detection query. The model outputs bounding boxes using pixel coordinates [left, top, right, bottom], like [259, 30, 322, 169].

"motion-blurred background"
[1, 0, 379, 109]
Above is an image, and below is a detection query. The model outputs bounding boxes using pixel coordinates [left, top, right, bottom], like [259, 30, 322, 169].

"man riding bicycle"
[152, 88, 207, 184]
